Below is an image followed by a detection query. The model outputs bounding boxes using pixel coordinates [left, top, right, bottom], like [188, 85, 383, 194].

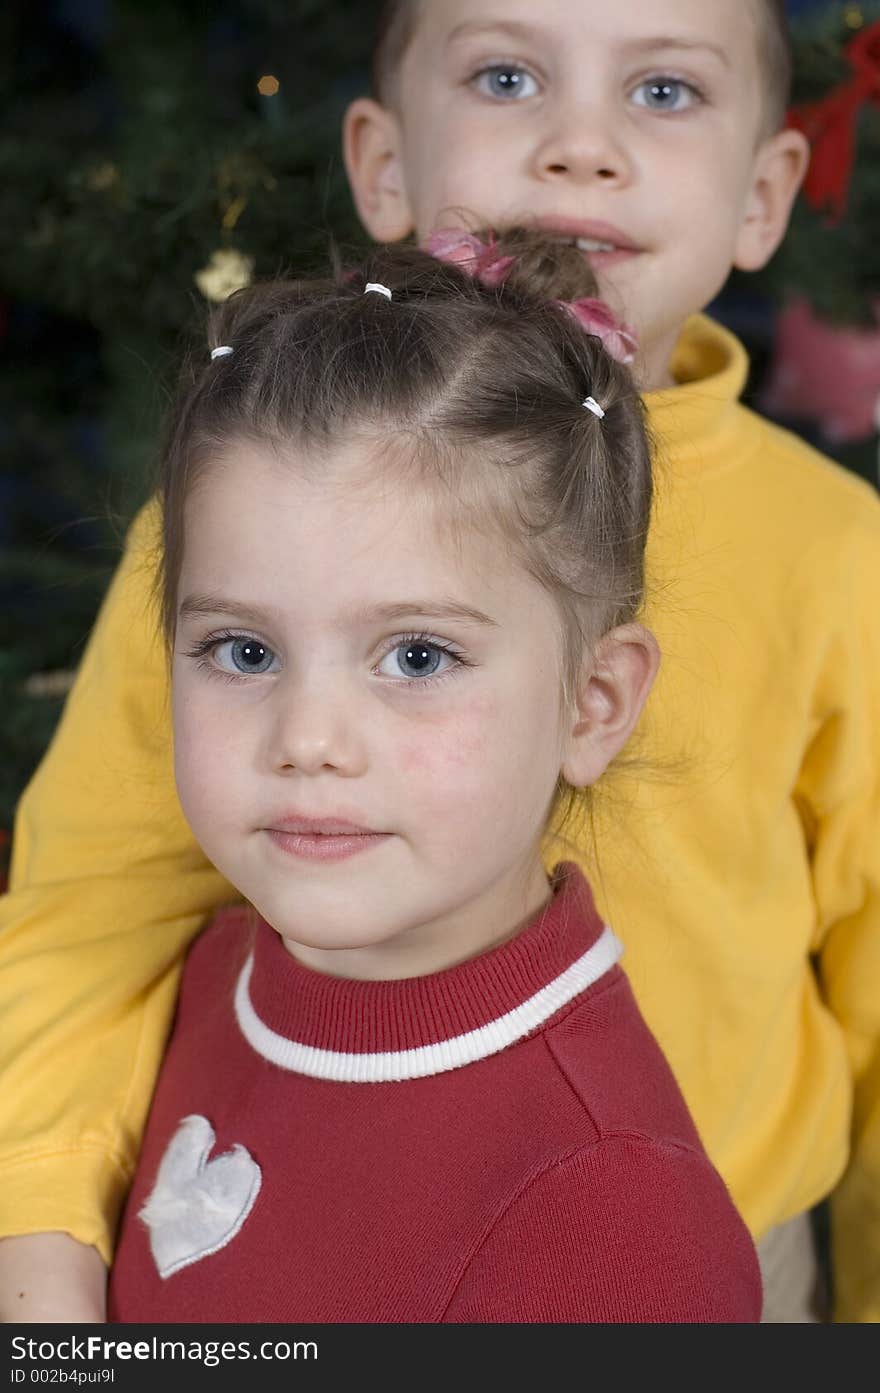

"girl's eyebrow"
[177, 594, 499, 629]
[178, 593, 277, 627]
[354, 601, 499, 628]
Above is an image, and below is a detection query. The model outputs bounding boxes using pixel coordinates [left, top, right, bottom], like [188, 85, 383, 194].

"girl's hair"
[159, 228, 653, 704]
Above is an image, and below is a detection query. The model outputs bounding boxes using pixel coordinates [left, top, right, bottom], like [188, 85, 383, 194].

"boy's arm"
[0, 500, 233, 1270]
[800, 506, 880, 1323]
[0, 1235, 107, 1323]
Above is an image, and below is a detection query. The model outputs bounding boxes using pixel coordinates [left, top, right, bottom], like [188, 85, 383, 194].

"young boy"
[1, 0, 878, 1322]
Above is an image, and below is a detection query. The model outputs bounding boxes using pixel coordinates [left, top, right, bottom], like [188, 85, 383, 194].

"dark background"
[1, 0, 878, 873]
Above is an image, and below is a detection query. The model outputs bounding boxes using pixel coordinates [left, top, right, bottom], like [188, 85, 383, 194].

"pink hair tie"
[559, 298, 638, 365]
[423, 229, 638, 366]
[421, 229, 515, 289]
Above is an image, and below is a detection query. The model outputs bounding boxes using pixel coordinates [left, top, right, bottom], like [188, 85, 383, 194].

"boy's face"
[345, 0, 807, 387]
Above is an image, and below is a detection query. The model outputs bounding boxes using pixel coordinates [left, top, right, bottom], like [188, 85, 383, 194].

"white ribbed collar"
[233, 925, 621, 1083]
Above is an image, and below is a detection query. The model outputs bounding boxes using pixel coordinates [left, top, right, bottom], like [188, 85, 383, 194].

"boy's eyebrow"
[446, 20, 730, 70]
[177, 594, 499, 629]
[620, 36, 731, 69]
[445, 19, 545, 48]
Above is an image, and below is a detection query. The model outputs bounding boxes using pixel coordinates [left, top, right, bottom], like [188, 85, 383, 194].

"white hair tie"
[364, 282, 392, 300]
[582, 396, 605, 419]
[211, 345, 234, 361]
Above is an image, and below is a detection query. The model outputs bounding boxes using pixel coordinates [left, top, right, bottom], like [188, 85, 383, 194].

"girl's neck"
[277, 859, 554, 982]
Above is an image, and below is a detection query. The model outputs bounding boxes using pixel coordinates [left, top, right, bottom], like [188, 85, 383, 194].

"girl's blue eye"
[377, 642, 452, 681]
[215, 636, 280, 675]
[631, 78, 699, 113]
[473, 65, 539, 101]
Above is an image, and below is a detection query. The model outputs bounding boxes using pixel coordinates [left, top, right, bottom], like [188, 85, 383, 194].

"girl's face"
[172, 436, 574, 980]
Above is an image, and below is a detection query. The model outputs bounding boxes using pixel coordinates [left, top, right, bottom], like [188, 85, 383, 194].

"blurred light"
[86, 162, 119, 192]
[843, 5, 863, 27]
[222, 195, 248, 232]
[257, 75, 280, 97]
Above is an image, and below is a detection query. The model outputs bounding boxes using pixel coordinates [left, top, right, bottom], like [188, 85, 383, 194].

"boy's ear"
[560, 625, 660, 790]
[343, 98, 415, 243]
[734, 127, 810, 272]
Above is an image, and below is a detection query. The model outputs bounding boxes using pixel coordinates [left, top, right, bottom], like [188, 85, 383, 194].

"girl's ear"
[560, 625, 660, 789]
[733, 127, 810, 272]
[343, 98, 415, 243]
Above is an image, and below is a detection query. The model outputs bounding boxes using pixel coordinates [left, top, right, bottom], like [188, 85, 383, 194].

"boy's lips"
[530, 216, 643, 268]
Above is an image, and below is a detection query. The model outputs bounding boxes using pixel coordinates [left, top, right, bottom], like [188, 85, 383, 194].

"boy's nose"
[532, 107, 632, 188]
[267, 675, 368, 778]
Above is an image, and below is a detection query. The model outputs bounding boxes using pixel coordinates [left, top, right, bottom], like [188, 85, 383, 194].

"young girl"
[106, 231, 760, 1322]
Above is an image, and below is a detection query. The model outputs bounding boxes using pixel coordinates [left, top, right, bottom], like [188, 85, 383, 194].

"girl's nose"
[268, 673, 368, 778]
[532, 101, 633, 187]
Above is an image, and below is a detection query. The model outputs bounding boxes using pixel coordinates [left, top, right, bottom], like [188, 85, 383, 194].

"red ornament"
[760, 297, 880, 444]
[787, 19, 880, 224]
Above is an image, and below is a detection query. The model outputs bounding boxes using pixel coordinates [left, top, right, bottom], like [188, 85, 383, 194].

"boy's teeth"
[575, 236, 617, 253]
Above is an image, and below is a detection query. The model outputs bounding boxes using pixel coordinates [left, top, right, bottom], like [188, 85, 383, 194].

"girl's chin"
[275, 923, 406, 962]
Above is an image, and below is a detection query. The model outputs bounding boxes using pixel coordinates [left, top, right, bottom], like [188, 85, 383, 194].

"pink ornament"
[760, 298, 880, 444]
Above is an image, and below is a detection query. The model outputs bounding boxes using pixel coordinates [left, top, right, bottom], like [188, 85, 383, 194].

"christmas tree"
[757, 1, 880, 325]
[0, 0, 377, 866]
[746, 3, 880, 477]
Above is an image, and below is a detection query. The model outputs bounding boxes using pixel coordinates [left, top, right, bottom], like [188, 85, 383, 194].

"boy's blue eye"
[631, 78, 699, 113]
[377, 642, 453, 681]
[215, 637, 280, 675]
[473, 65, 538, 101]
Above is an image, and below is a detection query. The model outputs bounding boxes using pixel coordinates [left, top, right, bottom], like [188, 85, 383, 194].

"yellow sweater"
[2, 316, 879, 1320]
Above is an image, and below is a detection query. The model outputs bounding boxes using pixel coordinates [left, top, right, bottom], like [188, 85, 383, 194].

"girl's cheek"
[174, 704, 239, 800]
[394, 700, 498, 775]
[396, 737, 484, 775]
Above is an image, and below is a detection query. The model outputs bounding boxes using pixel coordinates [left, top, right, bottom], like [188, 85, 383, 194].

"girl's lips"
[264, 829, 392, 863]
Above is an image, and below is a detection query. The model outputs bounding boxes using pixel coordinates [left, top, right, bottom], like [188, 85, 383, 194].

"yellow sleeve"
[0, 500, 233, 1265]
[799, 508, 880, 1323]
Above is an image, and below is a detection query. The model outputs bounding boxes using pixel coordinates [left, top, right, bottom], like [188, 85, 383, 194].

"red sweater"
[109, 866, 761, 1323]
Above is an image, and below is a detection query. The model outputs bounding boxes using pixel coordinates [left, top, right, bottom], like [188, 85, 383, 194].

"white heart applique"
[138, 1114, 262, 1279]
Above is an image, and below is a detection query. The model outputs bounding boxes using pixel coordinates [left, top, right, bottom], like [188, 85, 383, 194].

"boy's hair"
[370, 0, 419, 104]
[158, 229, 652, 706]
[371, 1, 792, 134]
[758, 0, 793, 133]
